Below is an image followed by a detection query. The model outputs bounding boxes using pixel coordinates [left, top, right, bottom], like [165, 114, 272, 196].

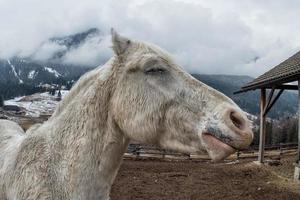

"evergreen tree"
[0, 95, 4, 107]
[265, 121, 273, 145]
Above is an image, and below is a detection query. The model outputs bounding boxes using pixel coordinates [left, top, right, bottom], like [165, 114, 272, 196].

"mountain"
[0, 28, 101, 83]
[0, 58, 90, 99]
[50, 28, 100, 48]
[0, 28, 100, 99]
[48, 28, 101, 61]
[0, 58, 88, 85]
[192, 74, 298, 118]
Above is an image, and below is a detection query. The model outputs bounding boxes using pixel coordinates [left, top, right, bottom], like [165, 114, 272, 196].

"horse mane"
[51, 58, 118, 119]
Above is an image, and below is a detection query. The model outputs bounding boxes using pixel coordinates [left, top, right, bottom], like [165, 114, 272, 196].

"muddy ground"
[111, 156, 300, 200]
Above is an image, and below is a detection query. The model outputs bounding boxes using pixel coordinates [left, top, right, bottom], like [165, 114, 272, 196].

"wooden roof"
[238, 51, 300, 93]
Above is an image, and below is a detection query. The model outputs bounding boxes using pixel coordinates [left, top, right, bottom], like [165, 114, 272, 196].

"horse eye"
[145, 68, 165, 74]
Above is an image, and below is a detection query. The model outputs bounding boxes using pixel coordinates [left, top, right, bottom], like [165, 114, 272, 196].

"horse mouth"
[202, 132, 236, 161]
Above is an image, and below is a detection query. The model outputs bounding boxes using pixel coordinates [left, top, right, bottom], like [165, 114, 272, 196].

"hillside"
[0, 58, 89, 99]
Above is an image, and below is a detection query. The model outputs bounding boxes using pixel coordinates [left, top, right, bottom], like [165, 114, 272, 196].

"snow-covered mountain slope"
[0, 58, 89, 86]
[7, 59, 23, 83]
[0, 28, 100, 86]
[44, 67, 61, 77]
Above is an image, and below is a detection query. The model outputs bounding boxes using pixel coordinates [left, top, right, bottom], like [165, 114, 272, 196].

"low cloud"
[1, 0, 300, 77]
[62, 35, 112, 66]
[32, 42, 67, 61]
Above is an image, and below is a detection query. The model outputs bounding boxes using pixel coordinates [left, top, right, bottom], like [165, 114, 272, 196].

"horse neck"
[49, 58, 117, 139]
[43, 59, 129, 187]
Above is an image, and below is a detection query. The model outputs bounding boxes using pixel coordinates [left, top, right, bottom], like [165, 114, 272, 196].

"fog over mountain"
[0, 28, 99, 86]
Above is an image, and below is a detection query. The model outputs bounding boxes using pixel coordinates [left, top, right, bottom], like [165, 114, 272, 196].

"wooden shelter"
[235, 51, 300, 180]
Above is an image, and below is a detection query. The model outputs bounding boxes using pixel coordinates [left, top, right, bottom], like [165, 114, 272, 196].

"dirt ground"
[111, 156, 300, 200]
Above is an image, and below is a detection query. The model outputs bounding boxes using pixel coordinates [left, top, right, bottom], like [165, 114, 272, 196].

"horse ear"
[111, 28, 131, 56]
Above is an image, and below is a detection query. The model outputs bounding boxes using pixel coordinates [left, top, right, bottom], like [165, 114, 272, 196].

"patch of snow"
[7, 59, 23, 84]
[44, 67, 61, 78]
[28, 70, 36, 79]
[7, 59, 18, 77]
[4, 90, 69, 117]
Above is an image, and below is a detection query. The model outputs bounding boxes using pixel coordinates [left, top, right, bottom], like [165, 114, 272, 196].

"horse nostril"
[230, 111, 244, 131]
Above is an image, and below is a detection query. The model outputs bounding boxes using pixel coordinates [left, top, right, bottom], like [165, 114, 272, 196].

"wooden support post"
[298, 81, 300, 164]
[258, 89, 266, 163]
[294, 81, 300, 181]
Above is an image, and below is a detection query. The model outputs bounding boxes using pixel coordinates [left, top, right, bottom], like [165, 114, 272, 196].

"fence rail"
[125, 143, 298, 161]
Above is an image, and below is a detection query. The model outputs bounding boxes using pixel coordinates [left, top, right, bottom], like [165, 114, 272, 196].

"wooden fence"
[124, 143, 298, 161]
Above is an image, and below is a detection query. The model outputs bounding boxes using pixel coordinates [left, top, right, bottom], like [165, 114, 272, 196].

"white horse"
[0, 30, 253, 200]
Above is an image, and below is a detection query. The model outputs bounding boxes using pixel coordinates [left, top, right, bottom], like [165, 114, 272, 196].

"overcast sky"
[1, 0, 300, 77]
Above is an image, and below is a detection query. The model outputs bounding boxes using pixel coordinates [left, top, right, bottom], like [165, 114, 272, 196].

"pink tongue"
[202, 134, 235, 161]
